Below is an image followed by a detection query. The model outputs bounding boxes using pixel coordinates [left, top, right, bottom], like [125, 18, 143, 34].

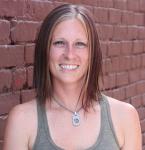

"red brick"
[142, 94, 145, 106]
[107, 41, 121, 57]
[102, 90, 113, 97]
[131, 55, 141, 69]
[96, 24, 113, 41]
[140, 0, 145, 12]
[137, 107, 145, 120]
[0, 45, 24, 68]
[109, 9, 122, 24]
[122, 11, 134, 25]
[21, 89, 36, 103]
[121, 41, 132, 55]
[97, 0, 113, 8]
[24, 1, 54, 21]
[94, 7, 109, 23]
[0, 0, 25, 17]
[27, 66, 33, 88]
[127, 0, 140, 11]
[114, 0, 127, 10]
[140, 68, 145, 80]
[25, 44, 35, 64]
[119, 56, 131, 71]
[11, 20, 40, 43]
[0, 69, 12, 93]
[111, 57, 120, 72]
[12, 68, 27, 90]
[127, 26, 138, 40]
[0, 117, 7, 140]
[125, 83, 137, 98]
[136, 81, 145, 95]
[141, 119, 145, 133]
[133, 40, 144, 54]
[0, 92, 20, 114]
[113, 25, 128, 41]
[138, 27, 145, 39]
[142, 54, 145, 67]
[112, 87, 125, 100]
[134, 13, 145, 26]
[104, 58, 112, 73]
[0, 20, 10, 44]
[100, 41, 107, 58]
[116, 72, 129, 87]
[131, 95, 142, 108]
[129, 69, 140, 83]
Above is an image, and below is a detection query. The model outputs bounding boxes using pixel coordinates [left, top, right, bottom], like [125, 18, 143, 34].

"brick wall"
[0, 0, 145, 149]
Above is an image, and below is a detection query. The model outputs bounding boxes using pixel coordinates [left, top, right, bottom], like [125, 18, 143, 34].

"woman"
[3, 4, 141, 150]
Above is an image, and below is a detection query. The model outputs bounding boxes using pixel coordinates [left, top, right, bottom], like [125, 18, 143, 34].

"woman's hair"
[33, 4, 102, 110]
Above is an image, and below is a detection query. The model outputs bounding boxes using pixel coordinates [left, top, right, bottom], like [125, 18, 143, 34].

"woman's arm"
[3, 105, 29, 150]
[122, 105, 142, 150]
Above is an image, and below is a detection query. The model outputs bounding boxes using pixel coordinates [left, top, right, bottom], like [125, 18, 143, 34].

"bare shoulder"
[3, 99, 37, 150]
[106, 95, 142, 150]
[106, 96, 139, 121]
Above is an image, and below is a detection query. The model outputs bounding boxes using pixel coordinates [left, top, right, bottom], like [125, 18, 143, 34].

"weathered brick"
[113, 25, 128, 41]
[100, 41, 107, 58]
[125, 83, 137, 98]
[114, 0, 127, 10]
[140, 0, 145, 12]
[0, 45, 24, 68]
[111, 57, 120, 72]
[112, 87, 125, 100]
[134, 13, 145, 26]
[96, 24, 113, 40]
[0, 0, 25, 17]
[138, 27, 145, 39]
[136, 81, 145, 95]
[0, 69, 12, 93]
[133, 40, 144, 54]
[141, 119, 145, 133]
[138, 107, 145, 120]
[94, 7, 109, 23]
[0, 92, 20, 114]
[140, 68, 145, 80]
[27, 66, 33, 88]
[11, 20, 40, 43]
[0, 116, 7, 140]
[104, 58, 112, 73]
[109, 9, 122, 24]
[24, 0, 54, 21]
[21, 89, 36, 103]
[0, 20, 10, 44]
[131, 95, 142, 108]
[12, 68, 27, 90]
[116, 72, 128, 87]
[142, 54, 145, 67]
[127, 26, 138, 40]
[25, 44, 35, 64]
[107, 41, 121, 56]
[127, 0, 140, 11]
[122, 11, 134, 25]
[121, 41, 132, 55]
[129, 69, 140, 83]
[131, 55, 141, 69]
[97, 0, 113, 8]
[119, 56, 131, 71]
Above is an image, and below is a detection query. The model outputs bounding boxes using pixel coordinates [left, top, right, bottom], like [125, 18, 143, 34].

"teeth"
[59, 64, 79, 70]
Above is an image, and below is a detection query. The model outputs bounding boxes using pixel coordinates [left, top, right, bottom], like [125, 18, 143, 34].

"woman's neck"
[51, 81, 84, 110]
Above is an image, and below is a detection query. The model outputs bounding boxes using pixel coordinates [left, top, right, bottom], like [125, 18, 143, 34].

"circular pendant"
[72, 112, 80, 127]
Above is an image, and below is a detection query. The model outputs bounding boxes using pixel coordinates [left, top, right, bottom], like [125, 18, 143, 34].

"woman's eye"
[75, 42, 88, 48]
[52, 41, 65, 47]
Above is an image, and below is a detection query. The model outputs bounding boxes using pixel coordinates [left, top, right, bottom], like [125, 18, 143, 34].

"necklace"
[53, 96, 82, 127]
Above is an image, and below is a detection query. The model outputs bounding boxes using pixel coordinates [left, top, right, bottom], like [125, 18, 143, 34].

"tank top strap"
[100, 94, 120, 148]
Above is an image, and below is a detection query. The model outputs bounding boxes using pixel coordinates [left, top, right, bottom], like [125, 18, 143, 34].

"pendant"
[72, 112, 80, 127]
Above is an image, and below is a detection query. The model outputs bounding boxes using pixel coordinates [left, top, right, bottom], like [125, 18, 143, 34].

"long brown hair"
[33, 4, 102, 110]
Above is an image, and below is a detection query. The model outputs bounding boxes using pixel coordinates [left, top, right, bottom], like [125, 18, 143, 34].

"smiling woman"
[3, 4, 142, 150]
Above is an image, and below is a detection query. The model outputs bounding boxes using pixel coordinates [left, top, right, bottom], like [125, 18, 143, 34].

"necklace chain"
[52, 96, 82, 127]
[53, 96, 82, 113]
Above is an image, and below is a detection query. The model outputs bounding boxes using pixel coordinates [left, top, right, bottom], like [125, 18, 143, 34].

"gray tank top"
[32, 95, 120, 150]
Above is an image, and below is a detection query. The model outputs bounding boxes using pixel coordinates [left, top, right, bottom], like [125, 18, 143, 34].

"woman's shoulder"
[105, 95, 139, 118]
[3, 99, 38, 150]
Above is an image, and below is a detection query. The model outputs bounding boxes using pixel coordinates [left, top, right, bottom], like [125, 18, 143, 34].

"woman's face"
[49, 18, 89, 85]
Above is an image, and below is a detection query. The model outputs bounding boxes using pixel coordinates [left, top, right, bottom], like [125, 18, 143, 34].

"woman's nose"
[63, 44, 76, 59]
